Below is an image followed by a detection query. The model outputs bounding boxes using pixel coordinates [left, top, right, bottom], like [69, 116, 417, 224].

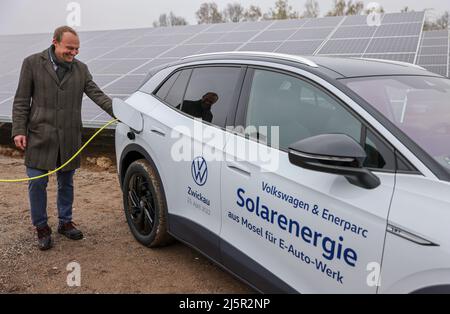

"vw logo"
[191, 157, 208, 186]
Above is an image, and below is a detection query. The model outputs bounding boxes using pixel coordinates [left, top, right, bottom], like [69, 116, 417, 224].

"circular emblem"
[191, 157, 208, 186]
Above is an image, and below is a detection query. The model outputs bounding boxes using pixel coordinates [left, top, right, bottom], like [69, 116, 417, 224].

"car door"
[148, 65, 245, 261]
[220, 67, 397, 293]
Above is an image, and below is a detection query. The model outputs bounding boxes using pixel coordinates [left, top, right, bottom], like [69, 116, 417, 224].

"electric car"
[113, 51, 450, 294]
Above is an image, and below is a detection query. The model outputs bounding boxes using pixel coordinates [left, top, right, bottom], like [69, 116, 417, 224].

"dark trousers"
[27, 167, 75, 228]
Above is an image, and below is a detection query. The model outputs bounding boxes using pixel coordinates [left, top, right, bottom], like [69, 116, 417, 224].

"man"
[179, 92, 218, 123]
[12, 26, 115, 250]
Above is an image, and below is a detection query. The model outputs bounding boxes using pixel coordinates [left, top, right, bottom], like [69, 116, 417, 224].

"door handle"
[227, 162, 251, 177]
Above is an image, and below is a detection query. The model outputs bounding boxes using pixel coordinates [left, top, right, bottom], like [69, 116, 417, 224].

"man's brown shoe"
[58, 222, 83, 240]
[36, 225, 53, 250]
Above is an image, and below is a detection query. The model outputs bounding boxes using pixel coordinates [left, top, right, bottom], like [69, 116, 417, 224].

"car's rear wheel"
[123, 159, 172, 247]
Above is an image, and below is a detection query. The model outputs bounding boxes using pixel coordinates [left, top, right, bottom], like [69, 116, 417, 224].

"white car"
[113, 52, 450, 294]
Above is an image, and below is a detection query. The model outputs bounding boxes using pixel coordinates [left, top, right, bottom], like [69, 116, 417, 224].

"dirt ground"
[0, 125, 253, 294]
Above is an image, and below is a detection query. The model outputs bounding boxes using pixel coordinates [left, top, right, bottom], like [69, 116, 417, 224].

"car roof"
[307, 56, 441, 79]
[169, 51, 443, 80]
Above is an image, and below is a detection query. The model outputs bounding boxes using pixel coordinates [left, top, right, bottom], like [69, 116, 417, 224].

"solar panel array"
[315, 11, 425, 63]
[0, 11, 448, 128]
[417, 29, 450, 77]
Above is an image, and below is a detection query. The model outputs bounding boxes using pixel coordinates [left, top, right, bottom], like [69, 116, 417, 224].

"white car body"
[113, 52, 450, 293]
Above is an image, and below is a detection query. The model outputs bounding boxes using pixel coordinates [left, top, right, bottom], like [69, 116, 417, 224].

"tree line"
[152, 0, 448, 31]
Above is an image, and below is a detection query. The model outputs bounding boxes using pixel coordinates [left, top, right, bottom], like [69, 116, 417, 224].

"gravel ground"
[0, 135, 253, 293]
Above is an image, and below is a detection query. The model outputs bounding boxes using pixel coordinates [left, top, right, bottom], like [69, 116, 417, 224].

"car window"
[180, 67, 241, 127]
[364, 129, 396, 171]
[155, 71, 180, 100]
[164, 70, 191, 108]
[245, 69, 362, 150]
[344, 76, 450, 176]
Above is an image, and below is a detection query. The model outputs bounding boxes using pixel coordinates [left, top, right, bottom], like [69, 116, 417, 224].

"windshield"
[342, 76, 450, 174]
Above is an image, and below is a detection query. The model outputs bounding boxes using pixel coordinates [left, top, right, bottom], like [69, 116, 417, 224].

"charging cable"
[0, 119, 118, 183]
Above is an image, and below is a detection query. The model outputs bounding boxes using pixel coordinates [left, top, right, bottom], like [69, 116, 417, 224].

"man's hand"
[14, 135, 27, 151]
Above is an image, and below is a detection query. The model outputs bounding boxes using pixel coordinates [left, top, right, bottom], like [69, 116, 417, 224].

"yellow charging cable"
[0, 119, 119, 183]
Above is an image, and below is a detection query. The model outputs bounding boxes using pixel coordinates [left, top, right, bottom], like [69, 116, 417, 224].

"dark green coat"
[12, 49, 114, 171]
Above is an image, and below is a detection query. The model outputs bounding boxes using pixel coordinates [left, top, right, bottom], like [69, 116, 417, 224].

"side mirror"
[112, 98, 143, 133]
[288, 134, 380, 189]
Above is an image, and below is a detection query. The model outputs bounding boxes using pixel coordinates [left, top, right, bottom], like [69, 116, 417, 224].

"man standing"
[12, 26, 114, 250]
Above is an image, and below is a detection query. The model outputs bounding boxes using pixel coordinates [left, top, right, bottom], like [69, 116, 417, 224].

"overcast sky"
[0, 0, 448, 35]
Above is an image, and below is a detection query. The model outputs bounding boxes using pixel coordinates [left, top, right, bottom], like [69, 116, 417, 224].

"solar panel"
[363, 53, 416, 63]
[341, 15, 372, 26]
[374, 23, 423, 37]
[317, 11, 424, 61]
[381, 12, 425, 24]
[130, 58, 177, 74]
[218, 31, 260, 43]
[417, 29, 449, 78]
[2, 40, 49, 61]
[203, 23, 240, 32]
[98, 59, 150, 74]
[0, 93, 14, 103]
[289, 27, 335, 40]
[234, 20, 273, 31]
[420, 45, 448, 55]
[129, 33, 193, 46]
[127, 46, 175, 58]
[186, 32, 226, 44]
[419, 65, 447, 76]
[98, 47, 141, 59]
[101, 28, 152, 37]
[320, 54, 363, 58]
[0, 95, 14, 120]
[238, 41, 280, 52]
[0, 75, 19, 92]
[319, 38, 371, 54]
[417, 55, 447, 65]
[103, 75, 146, 94]
[77, 47, 116, 60]
[365, 37, 420, 53]
[268, 19, 308, 30]
[151, 24, 209, 35]
[85, 59, 117, 73]
[198, 43, 243, 53]
[90, 75, 121, 87]
[1, 11, 444, 128]
[252, 29, 298, 42]
[81, 99, 104, 118]
[77, 30, 110, 41]
[96, 112, 113, 120]
[275, 40, 323, 55]
[0, 60, 19, 75]
[303, 16, 344, 28]
[90, 36, 138, 47]
[423, 30, 448, 38]
[159, 44, 204, 58]
[331, 26, 377, 39]
[421, 37, 448, 46]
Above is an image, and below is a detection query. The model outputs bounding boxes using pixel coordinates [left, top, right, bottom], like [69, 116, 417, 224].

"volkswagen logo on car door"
[192, 157, 208, 186]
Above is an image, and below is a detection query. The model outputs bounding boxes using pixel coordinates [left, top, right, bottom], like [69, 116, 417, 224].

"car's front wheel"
[122, 159, 172, 247]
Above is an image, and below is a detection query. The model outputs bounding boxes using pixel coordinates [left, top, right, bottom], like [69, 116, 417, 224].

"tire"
[122, 159, 173, 247]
